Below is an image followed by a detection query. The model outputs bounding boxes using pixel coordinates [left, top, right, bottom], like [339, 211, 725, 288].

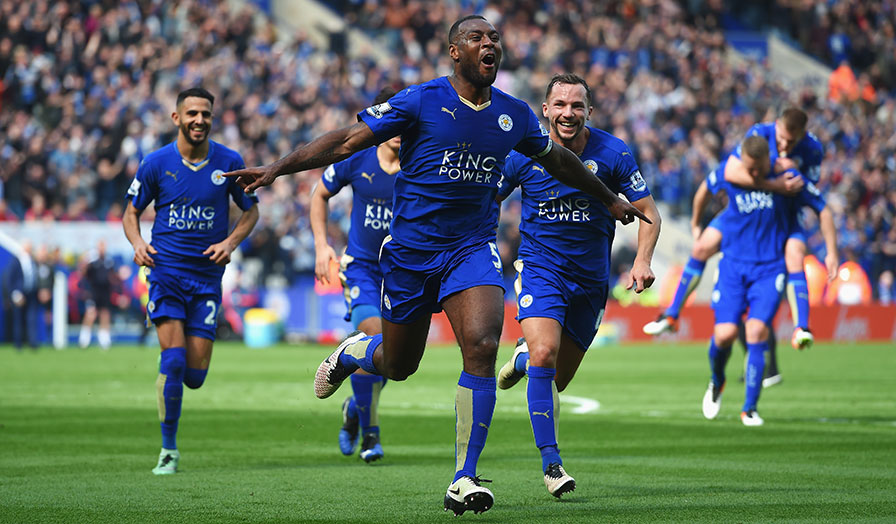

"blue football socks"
[338, 333, 382, 375]
[665, 257, 706, 318]
[157, 347, 186, 450]
[514, 350, 529, 373]
[743, 341, 768, 412]
[787, 271, 810, 330]
[527, 365, 561, 471]
[453, 372, 496, 482]
[350, 373, 385, 435]
[708, 337, 732, 386]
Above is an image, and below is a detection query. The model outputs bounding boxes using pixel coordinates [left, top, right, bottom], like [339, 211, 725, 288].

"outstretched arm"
[204, 204, 260, 266]
[310, 181, 339, 284]
[122, 202, 157, 267]
[225, 122, 379, 193]
[535, 144, 651, 225]
[626, 195, 662, 293]
[818, 206, 839, 281]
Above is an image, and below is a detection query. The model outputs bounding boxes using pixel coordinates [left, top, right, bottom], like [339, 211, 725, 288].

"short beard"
[180, 123, 208, 146]
[458, 59, 497, 89]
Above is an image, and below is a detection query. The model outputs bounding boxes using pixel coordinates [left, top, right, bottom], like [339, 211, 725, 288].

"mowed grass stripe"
[1, 341, 894, 523]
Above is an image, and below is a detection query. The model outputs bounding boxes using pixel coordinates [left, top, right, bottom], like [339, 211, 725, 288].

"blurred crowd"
[0, 0, 894, 302]
[730, 0, 896, 80]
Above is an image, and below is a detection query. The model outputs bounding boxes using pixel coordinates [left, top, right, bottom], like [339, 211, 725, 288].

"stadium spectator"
[875, 227, 896, 304]
[78, 239, 118, 350]
[225, 15, 646, 516]
[829, 60, 860, 104]
[0, 198, 19, 221]
[1, 240, 39, 349]
[34, 243, 55, 341]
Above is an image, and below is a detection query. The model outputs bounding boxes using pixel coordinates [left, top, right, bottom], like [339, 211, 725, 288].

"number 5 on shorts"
[489, 242, 501, 270]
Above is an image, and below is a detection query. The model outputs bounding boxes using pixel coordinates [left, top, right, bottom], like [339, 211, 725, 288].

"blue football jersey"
[714, 168, 826, 263]
[735, 122, 824, 183]
[321, 147, 395, 262]
[499, 126, 650, 283]
[126, 141, 258, 282]
[358, 77, 552, 250]
[705, 158, 727, 196]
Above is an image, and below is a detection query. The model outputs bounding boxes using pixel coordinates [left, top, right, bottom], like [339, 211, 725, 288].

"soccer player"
[644, 109, 826, 365]
[310, 87, 400, 463]
[495, 73, 661, 497]
[700, 136, 837, 426]
[225, 16, 648, 515]
[122, 87, 259, 475]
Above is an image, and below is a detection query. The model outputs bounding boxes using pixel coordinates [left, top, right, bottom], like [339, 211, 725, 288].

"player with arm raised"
[310, 87, 401, 463]
[699, 136, 837, 426]
[225, 16, 648, 515]
[122, 87, 259, 475]
[495, 73, 661, 498]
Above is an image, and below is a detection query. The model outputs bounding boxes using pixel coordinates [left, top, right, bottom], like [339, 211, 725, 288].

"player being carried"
[644, 109, 828, 357]
[496, 73, 661, 497]
[699, 135, 837, 426]
[310, 87, 402, 463]
[225, 16, 648, 516]
[123, 87, 260, 474]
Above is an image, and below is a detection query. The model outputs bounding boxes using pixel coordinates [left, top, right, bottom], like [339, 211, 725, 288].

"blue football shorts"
[513, 258, 608, 352]
[787, 221, 808, 245]
[339, 254, 383, 322]
[145, 267, 222, 341]
[711, 255, 785, 326]
[378, 237, 504, 324]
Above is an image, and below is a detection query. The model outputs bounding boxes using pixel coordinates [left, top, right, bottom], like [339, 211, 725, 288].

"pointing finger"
[631, 207, 652, 224]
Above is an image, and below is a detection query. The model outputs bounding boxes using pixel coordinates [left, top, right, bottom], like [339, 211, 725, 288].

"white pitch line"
[386, 395, 601, 415]
[561, 394, 600, 414]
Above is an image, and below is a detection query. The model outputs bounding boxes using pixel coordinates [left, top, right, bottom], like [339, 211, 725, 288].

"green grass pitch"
[1, 339, 894, 523]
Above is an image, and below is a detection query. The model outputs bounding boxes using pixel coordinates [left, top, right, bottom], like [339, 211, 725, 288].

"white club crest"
[498, 114, 513, 132]
[583, 160, 598, 174]
[520, 294, 533, 308]
[350, 286, 360, 299]
[211, 169, 226, 185]
[383, 294, 392, 310]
